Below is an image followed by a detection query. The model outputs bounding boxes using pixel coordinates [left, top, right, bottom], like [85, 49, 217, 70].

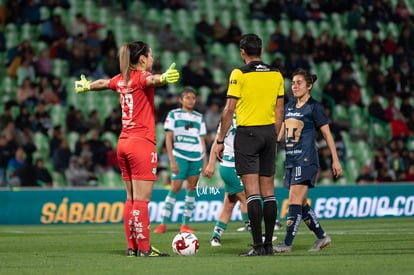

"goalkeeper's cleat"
[274, 220, 283, 230]
[126, 248, 138, 257]
[180, 224, 195, 234]
[309, 235, 331, 252]
[273, 242, 292, 253]
[153, 224, 166, 234]
[140, 245, 170, 257]
[210, 237, 221, 247]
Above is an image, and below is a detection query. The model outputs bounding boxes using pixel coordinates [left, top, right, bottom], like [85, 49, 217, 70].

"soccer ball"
[172, 232, 199, 256]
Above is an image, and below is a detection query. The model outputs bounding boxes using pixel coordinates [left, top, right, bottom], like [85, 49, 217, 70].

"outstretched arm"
[75, 75, 110, 92]
[147, 62, 180, 87]
[90, 79, 110, 90]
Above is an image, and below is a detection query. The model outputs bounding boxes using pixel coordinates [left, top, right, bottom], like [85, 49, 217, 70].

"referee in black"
[215, 34, 284, 256]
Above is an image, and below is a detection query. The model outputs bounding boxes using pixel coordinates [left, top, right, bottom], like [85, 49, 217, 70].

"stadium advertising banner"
[0, 184, 413, 224]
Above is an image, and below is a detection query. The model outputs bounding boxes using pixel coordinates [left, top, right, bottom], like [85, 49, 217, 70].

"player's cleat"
[210, 237, 221, 247]
[239, 245, 265, 256]
[126, 248, 138, 257]
[262, 234, 277, 243]
[153, 224, 166, 234]
[237, 226, 247, 232]
[237, 221, 250, 232]
[180, 225, 195, 233]
[140, 245, 170, 257]
[309, 235, 331, 252]
[273, 242, 292, 253]
[274, 220, 283, 230]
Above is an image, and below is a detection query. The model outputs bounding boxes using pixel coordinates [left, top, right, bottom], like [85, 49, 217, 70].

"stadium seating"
[33, 132, 50, 160]
[101, 131, 118, 150]
[102, 169, 123, 188]
[1, 0, 412, 188]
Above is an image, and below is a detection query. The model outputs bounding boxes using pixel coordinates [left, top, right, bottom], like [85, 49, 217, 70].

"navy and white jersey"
[283, 97, 329, 168]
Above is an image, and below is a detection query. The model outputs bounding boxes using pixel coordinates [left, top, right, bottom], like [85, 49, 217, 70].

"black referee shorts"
[234, 124, 277, 176]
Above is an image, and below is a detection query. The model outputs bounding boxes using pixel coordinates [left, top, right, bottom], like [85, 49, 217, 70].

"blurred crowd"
[0, 0, 414, 188]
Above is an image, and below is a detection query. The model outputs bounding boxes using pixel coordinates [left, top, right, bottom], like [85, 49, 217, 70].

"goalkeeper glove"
[75, 74, 90, 93]
[160, 63, 180, 84]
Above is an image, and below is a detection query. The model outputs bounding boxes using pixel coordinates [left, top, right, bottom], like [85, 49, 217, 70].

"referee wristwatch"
[216, 140, 224, 144]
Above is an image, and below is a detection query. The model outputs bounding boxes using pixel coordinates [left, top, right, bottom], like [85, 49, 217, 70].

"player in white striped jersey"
[204, 115, 250, 246]
[154, 88, 207, 234]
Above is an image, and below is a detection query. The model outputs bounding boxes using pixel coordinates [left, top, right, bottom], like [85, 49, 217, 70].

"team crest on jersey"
[152, 166, 157, 175]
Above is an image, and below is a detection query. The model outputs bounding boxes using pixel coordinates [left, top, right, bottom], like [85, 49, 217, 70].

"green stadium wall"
[1, 185, 413, 224]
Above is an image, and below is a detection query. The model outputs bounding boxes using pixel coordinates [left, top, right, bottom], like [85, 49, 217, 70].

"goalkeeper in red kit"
[75, 41, 179, 257]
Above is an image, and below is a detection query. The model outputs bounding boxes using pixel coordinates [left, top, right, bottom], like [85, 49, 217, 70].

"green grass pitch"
[1, 218, 413, 275]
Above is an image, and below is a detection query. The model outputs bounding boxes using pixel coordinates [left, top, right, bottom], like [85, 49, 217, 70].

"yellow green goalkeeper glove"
[75, 74, 90, 93]
[160, 63, 180, 84]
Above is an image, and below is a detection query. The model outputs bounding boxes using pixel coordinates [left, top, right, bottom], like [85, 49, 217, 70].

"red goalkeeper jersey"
[109, 70, 156, 143]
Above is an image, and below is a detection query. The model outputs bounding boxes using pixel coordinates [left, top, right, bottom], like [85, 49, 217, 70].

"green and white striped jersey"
[218, 115, 236, 167]
[164, 108, 207, 161]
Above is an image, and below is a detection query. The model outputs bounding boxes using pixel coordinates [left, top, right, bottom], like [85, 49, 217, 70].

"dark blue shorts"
[283, 164, 318, 189]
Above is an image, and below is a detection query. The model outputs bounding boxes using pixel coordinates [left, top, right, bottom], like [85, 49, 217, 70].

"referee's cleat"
[239, 245, 265, 256]
[140, 245, 170, 257]
[210, 237, 221, 247]
[126, 248, 138, 257]
[263, 242, 274, 256]
[273, 242, 292, 253]
[309, 235, 331, 252]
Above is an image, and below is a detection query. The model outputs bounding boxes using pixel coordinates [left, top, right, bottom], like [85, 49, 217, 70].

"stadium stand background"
[0, 0, 413, 189]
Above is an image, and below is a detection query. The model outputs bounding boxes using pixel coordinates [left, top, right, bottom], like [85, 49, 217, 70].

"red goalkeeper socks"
[123, 199, 137, 250]
[132, 200, 150, 253]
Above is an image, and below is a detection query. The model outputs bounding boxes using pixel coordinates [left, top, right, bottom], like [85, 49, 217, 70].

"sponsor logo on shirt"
[254, 64, 270, 71]
[286, 112, 303, 117]
[177, 136, 197, 143]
